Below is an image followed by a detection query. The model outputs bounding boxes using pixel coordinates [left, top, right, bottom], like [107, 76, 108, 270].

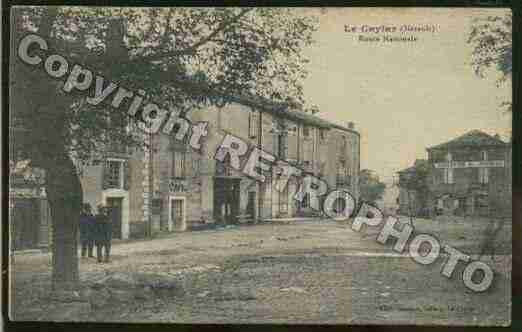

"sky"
[300, 8, 511, 183]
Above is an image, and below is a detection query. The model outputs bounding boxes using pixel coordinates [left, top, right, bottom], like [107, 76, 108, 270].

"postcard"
[8, 7, 512, 325]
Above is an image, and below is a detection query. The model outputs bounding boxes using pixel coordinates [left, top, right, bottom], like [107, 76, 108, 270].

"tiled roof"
[426, 130, 507, 151]
[397, 166, 416, 174]
[235, 94, 358, 134]
[397, 159, 428, 174]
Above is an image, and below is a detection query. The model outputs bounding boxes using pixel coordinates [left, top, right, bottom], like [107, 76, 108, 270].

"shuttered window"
[302, 126, 310, 138]
[443, 168, 454, 184]
[301, 193, 310, 208]
[248, 111, 259, 138]
[478, 167, 489, 184]
[319, 129, 327, 141]
[277, 134, 288, 160]
[279, 184, 289, 213]
[172, 152, 185, 178]
[192, 158, 200, 174]
[102, 159, 129, 190]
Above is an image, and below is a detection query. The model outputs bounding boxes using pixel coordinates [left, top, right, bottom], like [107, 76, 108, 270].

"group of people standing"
[79, 203, 112, 263]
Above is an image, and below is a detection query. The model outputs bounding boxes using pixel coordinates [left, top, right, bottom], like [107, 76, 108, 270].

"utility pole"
[257, 110, 263, 223]
[148, 131, 154, 237]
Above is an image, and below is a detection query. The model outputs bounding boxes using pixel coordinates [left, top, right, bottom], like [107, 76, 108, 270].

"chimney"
[346, 121, 354, 129]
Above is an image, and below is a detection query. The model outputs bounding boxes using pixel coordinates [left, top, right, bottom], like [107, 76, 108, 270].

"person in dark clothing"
[79, 203, 95, 257]
[94, 204, 112, 263]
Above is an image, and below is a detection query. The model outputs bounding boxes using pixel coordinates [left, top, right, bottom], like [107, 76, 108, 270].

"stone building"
[398, 130, 511, 218]
[396, 159, 429, 217]
[80, 98, 360, 239]
[8, 161, 52, 250]
[426, 130, 511, 217]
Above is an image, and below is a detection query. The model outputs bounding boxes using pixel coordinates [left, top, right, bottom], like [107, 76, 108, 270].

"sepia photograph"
[8, 6, 512, 325]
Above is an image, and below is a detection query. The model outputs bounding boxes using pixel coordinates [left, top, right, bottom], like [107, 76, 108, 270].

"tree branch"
[142, 8, 253, 62]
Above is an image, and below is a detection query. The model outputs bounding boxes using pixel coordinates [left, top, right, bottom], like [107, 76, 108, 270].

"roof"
[397, 165, 416, 174]
[397, 159, 428, 174]
[426, 130, 507, 151]
[232, 93, 359, 135]
[329, 122, 360, 136]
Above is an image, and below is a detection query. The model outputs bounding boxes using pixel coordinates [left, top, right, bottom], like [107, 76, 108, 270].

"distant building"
[426, 130, 511, 217]
[397, 130, 511, 218]
[396, 159, 429, 217]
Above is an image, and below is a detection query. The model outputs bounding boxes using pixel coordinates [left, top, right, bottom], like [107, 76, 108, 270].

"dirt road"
[10, 217, 511, 325]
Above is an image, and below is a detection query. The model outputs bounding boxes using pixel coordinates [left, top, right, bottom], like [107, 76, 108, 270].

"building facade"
[426, 130, 511, 217]
[8, 162, 52, 250]
[396, 159, 429, 217]
[397, 130, 511, 218]
[80, 100, 360, 239]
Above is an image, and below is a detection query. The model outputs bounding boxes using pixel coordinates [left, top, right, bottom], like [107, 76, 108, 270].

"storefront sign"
[169, 179, 187, 192]
[434, 160, 505, 169]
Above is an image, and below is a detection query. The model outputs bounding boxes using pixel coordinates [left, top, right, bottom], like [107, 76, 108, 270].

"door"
[246, 192, 256, 219]
[12, 198, 40, 250]
[213, 178, 241, 224]
[170, 199, 185, 230]
[106, 197, 123, 239]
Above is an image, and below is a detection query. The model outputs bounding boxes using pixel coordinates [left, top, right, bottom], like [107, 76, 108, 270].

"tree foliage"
[10, 7, 318, 287]
[359, 169, 386, 205]
[468, 13, 512, 112]
[11, 7, 318, 167]
[400, 161, 429, 193]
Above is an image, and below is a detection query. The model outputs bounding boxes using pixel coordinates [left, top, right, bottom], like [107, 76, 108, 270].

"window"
[303, 140, 312, 163]
[443, 168, 454, 184]
[478, 167, 489, 184]
[432, 169, 443, 185]
[337, 160, 347, 185]
[475, 193, 488, 209]
[279, 185, 289, 214]
[152, 198, 162, 215]
[488, 149, 504, 160]
[172, 152, 185, 178]
[246, 192, 256, 218]
[319, 129, 327, 141]
[301, 193, 310, 208]
[277, 134, 287, 160]
[192, 158, 201, 174]
[170, 198, 185, 227]
[302, 126, 310, 138]
[339, 136, 347, 154]
[430, 150, 446, 163]
[442, 152, 454, 184]
[248, 111, 259, 138]
[106, 160, 123, 189]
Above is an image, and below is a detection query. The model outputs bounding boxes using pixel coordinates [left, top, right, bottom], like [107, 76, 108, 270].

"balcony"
[169, 178, 188, 193]
[430, 181, 487, 197]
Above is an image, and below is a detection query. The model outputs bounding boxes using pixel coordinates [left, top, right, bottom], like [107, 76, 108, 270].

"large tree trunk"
[44, 152, 83, 290]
